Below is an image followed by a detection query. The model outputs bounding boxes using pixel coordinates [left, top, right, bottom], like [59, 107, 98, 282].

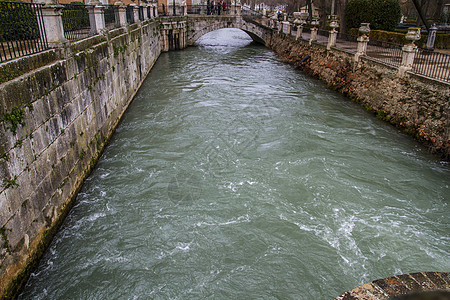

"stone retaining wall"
[0, 20, 161, 297]
[267, 33, 450, 160]
[335, 272, 449, 299]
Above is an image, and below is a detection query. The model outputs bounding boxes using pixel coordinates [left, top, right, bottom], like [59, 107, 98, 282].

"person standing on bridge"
[222, 1, 226, 14]
[217, 1, 221, 15]
[207, 0, 210, 15]
[210, 1, 214, 14]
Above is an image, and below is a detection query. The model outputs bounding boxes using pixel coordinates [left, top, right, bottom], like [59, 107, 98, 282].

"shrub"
[345, 0, 401, 32]
[0, 2, 40, 41]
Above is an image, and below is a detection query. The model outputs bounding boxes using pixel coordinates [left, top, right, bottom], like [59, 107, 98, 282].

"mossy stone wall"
[0, 20, 161, 298]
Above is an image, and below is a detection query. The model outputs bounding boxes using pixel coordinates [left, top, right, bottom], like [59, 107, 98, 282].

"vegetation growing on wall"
[1, 107, 25, 135]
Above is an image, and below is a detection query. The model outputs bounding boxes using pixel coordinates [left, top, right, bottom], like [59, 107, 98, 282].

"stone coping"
[335, 272, 449, 299]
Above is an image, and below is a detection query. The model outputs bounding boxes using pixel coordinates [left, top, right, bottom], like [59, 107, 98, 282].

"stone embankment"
[267, 33, 449, 160]
[0, 20, 161, 297]
[335, 271, 450, 299]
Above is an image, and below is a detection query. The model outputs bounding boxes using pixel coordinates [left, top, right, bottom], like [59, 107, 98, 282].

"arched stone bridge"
[160, 15, 271, 51]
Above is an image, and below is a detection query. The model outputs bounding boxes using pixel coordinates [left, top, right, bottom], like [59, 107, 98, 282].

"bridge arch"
[186, 16, 269, 46]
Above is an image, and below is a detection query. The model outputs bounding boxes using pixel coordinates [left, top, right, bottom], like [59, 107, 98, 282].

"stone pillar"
[87, 1, 106, 36]
[282, 21, 290, 35]
[426, 24, 438, 51]
[296, 24, 303, 40]
[130, 4, 139, 23]
[327, 19, 338, 50]
[161, 22, 172, 51]
[399, 27, 421, 76]
[309, 19, 319, 45]
[142, 4, 149, 20]
[309, 28, 317, 44]
[40, 0, 68, 48]
[180, 21, 187, 48]
[355, 23, 370, 62]
[115, 1, 127, 27]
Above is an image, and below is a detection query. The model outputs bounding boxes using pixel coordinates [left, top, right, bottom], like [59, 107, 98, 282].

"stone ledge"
[335, 272, 450, 299]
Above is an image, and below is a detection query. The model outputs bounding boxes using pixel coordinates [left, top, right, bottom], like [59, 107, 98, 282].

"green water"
[20, 29, 449, 299]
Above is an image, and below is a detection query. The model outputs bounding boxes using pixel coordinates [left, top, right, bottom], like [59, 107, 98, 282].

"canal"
[20, 29, 449, 299]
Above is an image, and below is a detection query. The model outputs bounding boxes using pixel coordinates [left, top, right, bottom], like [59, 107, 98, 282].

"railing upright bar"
[9, 2, 20, 59]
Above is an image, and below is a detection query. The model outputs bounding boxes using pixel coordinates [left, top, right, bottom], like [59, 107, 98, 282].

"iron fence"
[366, 39, 403, 67]
[0, 1, 48, 63]
[316, 28, 329, 45]
[412, 49, 450, 82]
[62, 3, 90, 41]
[126, 5, 134, 24]
[104, 5, 118, 29]
[186, 4, 207, 15]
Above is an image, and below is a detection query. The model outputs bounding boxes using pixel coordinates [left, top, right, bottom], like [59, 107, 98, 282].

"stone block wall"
[0, 20, 161, 297]
[268, 33, 449, 160]
[335, 271, 450, 299]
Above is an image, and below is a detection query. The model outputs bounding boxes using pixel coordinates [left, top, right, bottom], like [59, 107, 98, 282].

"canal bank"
[0, 21, 162, 297]
[266, 32, 449, 160]
[0, 17, 448, 297]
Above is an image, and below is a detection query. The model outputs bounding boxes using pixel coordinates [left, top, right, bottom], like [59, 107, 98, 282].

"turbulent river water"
[20, 29, 449, 299]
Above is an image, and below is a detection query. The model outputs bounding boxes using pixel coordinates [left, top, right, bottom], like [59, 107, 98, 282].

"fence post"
[115, 1, 127, 27]
[282, 21, 290, 35]
[40, 0, 68, 48]
[426, 24, 438, 51]
[355, 23, 370, 62]
[87, 1, 106, 36]
[142, 4, 149, 20]
[130, 4, 139, 23]
[399, 27, 421, 77]
[327, 18, 338, 50]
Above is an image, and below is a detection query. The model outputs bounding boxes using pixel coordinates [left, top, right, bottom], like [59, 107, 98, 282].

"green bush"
[347, 28, 450, 49]
[345, 0, 401, 31]
[0, 2, 40, 41]
[61, 2, 90, 32]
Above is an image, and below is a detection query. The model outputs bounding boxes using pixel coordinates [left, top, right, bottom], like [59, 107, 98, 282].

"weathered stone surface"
[335, 272, 450, 299]
[0, 20, 161, 297]
[267, 33, 450, 160]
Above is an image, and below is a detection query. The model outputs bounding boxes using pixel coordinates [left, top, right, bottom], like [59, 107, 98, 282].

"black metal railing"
[186, 5, 207, 15]
[138, 6, 144, 21]
[413, 49, 450, 82]
[0, 1, 48, 63]
[241, 7, 261, 16]
[337, 32, 358, 43]
[104, 5, 118, 29]
[126, 5, 134, 24]
[366, 39, 403, 67]
[62, 3, 90, 41]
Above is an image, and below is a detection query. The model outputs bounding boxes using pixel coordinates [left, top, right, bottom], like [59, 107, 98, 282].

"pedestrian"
[207, 0, 210, 15]
[217, 0, 221, 15]
[210, 1, 214, 14]
[222, 1, 226, 14]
